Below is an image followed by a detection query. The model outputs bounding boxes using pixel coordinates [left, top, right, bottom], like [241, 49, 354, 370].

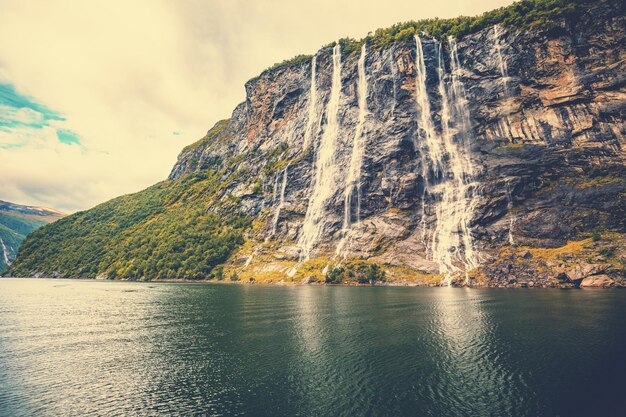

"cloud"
[0, 0, 513, 212]
[0, 106, 45, 127]
[0, 83, 81, 153]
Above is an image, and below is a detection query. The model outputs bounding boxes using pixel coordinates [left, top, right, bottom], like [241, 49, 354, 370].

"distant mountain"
[0, 200, 65, 272]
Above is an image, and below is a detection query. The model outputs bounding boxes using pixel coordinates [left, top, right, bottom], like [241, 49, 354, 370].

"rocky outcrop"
[165, 0, 625, 286]
[560, 262, 610, 283]
[580, 275, 615, 288]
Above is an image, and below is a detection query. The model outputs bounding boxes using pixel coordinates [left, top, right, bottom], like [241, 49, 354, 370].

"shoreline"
[1, 275, 622, 289]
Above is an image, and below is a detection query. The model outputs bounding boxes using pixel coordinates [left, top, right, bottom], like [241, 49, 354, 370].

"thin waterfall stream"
[493, 25, 517, 243]
[1, 238, 10, 266]
[302, 56, 318, 150]
[336, 43, 368, 258]
[415, 35, 443, 247]
[505, 180, 516, 245]
[492, 25, 510, 95]
[269, 165, 289, 239]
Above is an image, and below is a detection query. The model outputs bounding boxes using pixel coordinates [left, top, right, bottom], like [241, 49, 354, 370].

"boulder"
[563, 263, 610, 283]
[519, 250, 533, 259]
[580, 275, 615, 288]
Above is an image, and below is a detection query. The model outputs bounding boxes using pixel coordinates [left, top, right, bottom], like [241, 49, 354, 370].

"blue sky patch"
[57, 129, 80, 145]
[0, 82, 81, 145]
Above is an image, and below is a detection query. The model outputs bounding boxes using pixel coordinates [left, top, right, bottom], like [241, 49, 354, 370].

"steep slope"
[7, 0, 626, 286]
[5, 170, 249, 279]
[0, 200, 65, 272]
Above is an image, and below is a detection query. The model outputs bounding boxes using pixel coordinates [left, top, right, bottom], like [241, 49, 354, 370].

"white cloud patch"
[0, 0, 512, 212]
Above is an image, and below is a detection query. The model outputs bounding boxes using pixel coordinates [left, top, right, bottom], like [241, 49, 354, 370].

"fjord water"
[1, 279, 625, 417]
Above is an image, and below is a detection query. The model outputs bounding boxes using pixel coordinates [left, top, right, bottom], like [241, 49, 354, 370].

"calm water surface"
[0, 278, 625, 416]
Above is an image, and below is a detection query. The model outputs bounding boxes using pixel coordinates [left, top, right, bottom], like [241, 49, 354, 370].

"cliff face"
[7, 0, 626, 286]
[167, 0, 625, 285]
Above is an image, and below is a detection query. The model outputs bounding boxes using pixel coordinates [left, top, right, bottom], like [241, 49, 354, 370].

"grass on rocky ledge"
[488, 232, 625, 281]
[520, 238, 593, 261]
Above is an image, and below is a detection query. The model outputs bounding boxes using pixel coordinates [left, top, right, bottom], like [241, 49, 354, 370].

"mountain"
[0, 200, 65, 272]
[6, 0, 625, 287]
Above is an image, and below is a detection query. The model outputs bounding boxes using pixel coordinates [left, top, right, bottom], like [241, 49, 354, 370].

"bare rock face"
[580, 275, 615, 288]
[563, 263, 611, 283]
[165, 1, 625, 285]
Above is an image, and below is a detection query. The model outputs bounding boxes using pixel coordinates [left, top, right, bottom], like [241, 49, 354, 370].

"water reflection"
[428, 288, 527, 415]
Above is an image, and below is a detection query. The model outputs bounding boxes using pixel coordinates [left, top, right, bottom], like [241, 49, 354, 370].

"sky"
[0, 0, 513, 213]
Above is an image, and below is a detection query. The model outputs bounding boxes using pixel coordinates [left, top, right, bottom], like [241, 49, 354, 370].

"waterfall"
[390, 50, 398, 117]
[415, 35, 443, 176]
[244, 247, 259, 269]
[302, 56, 318, 150]
[505, 181, 516, 245]
[412, 36, 479, 284]
[428, 38, 479, 285]
[414, 35, 443, 246]
[1, 238, 10, 266]
[492, 25, 514, 144]
[493, 26, 514, 242]
[492, 25, 510, 93]
[336, 43, 368, 258]
[343, 46, 368, 227]
[271, 173, 279, 203]
[298, 43, 342, 261]
[269, 165, 289, 238]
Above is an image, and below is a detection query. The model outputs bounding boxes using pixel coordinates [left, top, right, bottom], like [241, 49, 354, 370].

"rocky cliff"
[7, 0, 626, 287]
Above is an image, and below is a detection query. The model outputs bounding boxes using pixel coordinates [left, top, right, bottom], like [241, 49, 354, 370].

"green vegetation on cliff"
[264, 0, 616, 72]
[7, 170, 251, 280]
[365, 0, 605, 48]
[265, 54, 314, 73]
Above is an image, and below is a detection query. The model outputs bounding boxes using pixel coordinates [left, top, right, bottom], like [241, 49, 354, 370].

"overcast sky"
[0, 0, 513, 213]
